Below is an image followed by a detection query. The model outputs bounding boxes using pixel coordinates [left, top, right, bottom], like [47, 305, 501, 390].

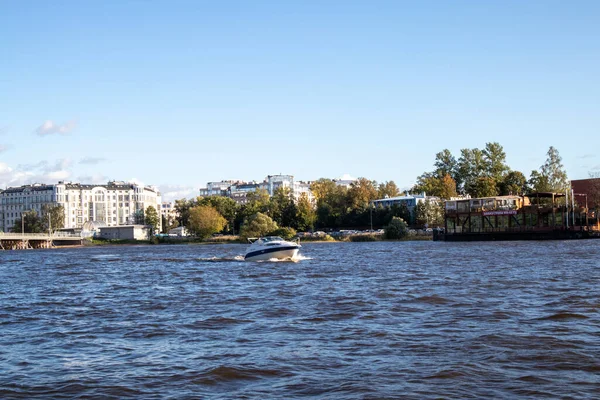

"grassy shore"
[84, 233, 432, 246]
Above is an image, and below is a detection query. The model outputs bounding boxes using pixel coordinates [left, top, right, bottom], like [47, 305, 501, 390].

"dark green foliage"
[239, 212, 278, 240]
[145, 205, 159, 233]
[198, 196, 238, 233]
[384, 217, 409, 239]
[12, 209, 44, 233]
[267, 227, 297, 240]
[41, 204, 65, 232]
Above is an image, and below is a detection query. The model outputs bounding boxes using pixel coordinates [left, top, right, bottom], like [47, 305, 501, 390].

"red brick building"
[571, 178, 600, 209]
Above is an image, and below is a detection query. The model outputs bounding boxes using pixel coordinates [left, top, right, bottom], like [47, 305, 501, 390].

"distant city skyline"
[1, 1, 599, 202]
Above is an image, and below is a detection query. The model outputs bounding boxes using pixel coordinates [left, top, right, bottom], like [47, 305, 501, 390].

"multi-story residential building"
[160, 202, 178, 227]
[0, 181, 161, 232]
[334, 177, 356, 189]
[227, 182, 260, 204]
[0, 183, 56, 232]
[199, 175, 315, 204]
[199, 181, 235, 197]
[371, 192, 439, 219]
[293, 181, 314, 202]
[264, 174, 294, 195]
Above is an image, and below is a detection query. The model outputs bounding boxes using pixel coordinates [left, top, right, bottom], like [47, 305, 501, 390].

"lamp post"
[21, 212, 25, 248]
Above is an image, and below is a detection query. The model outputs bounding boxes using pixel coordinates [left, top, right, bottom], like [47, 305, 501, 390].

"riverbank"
[82, 233, 432, 247]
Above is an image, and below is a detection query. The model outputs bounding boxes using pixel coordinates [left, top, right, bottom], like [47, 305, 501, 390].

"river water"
[1, 241, 599, 399]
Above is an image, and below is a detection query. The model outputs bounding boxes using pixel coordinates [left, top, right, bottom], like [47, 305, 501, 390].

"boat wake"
[254, 254, 313, 263]
[197, 256, 245, 262]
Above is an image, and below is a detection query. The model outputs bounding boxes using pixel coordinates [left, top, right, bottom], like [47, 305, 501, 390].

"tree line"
[411, 143, 570, 199]
[164, 143, 574, 236]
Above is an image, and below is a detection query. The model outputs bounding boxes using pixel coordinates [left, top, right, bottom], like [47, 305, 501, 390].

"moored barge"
[436, 192, 600, 241]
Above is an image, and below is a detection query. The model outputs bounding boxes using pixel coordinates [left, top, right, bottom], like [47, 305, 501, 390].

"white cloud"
[338, 173, 356, 181]
[158, 184, 198, 202]
[0, 144, 7, 153]
[35, 120, 77, 136]
[577, 154, 597, 160]
[77, 174, 109, 184]
[0, 126, 8, 135]
[128, 178, 145, 187]
[1, 158, 73, 188]
[79, 157, 106, 165]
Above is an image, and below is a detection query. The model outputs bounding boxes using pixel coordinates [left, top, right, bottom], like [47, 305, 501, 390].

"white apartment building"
[161, 201, 178, 226]
[0, 183, 55, 232]
[264, 174, 294, 195]
[0, 181, 161, 232]
[199, 181, 235, 197]
[228, 182, 260, 204]
[199, 175, 314, 204]
[293, 181, 314, 203]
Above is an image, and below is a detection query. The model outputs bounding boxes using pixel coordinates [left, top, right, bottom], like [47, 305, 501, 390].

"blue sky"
[1, 1, 599, 200]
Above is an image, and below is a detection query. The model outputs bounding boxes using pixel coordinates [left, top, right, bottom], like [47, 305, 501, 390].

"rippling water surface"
[1, 241, 599, 399]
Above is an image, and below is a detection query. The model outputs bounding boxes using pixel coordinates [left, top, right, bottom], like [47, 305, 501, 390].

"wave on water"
[538, 312, 589, 321]
[90, 254, 121, 262]
[199, 254, 312, 263]
[254, 254, 313, 263]
[197, 256, 245, 262]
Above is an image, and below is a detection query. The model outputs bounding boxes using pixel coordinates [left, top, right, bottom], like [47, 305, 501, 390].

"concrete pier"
[0, 232, 83, 250]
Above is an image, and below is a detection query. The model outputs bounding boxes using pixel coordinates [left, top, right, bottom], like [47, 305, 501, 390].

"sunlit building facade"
[0, 181, 161, 232]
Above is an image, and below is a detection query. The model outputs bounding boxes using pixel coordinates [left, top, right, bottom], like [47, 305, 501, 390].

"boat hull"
[244, 246, 300, 261]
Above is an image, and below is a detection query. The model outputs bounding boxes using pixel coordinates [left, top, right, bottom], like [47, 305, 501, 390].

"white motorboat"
[244, 236, 301, 261]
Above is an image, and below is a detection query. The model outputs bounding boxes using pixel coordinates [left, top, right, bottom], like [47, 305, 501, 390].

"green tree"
[412, 172, 441, 196]
[384, 217, 408, 239]
[310, 178, 338, 203]
[472, 176, 499, 198]
[434, 149, 459, 183]
[457, 148, 485, 195]
[188, 205, 227, 239]
[243, 189, 270, 216]
[438, 174, 458, 200]
[269, 187, 297, 228]
[174, 198, 194, 227]
[311, 178, 349, 229]
[198, 196, 238, 233]
[268, 226, 297, 240]
[528, 170, 550, 192]
[499, 171, 528, 195]
[296, 192, 316, 231]
[145, 205, 159, 234]
[412, 173, 457, 199]
[239, 212, 278, 240]
[12, 209, 44, 233]
[133, 209, 145, 225]
[41, 204, 65, 233]
[414, 200, 444, 227]
[482, 142, 510, 182]
[161, 213, 179, 233]
[540, 146, 569, 192]
[391, 202, 412, 225]
[161, 214, 168, 233]
[377, 181, 400, 199]
[348, 178, 378, 210]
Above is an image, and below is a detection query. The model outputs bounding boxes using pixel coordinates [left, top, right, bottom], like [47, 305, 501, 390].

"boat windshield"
[261, 236, 284, 243]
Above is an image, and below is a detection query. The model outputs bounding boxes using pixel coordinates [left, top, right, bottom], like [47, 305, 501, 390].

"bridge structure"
[0, 232, 83, 250]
